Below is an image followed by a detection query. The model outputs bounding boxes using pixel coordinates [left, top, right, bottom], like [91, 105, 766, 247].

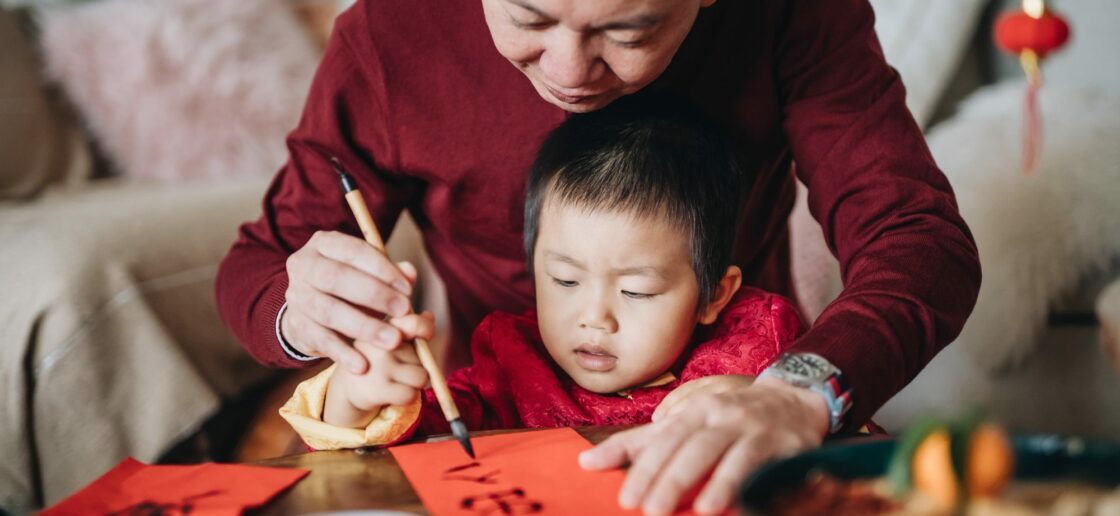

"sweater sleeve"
[215, 11, 419, 368]
[773, 0, 981, 429]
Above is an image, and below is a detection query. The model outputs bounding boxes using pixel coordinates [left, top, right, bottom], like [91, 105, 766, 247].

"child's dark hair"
[524, 94, 745, 306]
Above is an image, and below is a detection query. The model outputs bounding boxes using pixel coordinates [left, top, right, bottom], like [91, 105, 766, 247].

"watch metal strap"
[760, 352, 853, 434]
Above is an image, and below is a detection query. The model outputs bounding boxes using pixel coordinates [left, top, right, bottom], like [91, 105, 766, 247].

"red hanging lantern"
[993, 0, 1071, 174]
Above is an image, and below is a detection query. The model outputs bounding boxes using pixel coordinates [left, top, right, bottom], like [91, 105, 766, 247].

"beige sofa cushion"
[0, 178, 273, 509]
[0, 8, 92, 199]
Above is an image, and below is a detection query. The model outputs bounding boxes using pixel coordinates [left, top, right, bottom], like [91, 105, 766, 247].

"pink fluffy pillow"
[37, 0, 319, 182]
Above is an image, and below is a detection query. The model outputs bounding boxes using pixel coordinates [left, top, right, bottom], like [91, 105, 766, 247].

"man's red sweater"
[216, 0, 980, 431]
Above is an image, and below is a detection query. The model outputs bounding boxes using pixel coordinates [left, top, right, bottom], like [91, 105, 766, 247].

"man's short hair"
[524, 93, 746, 305]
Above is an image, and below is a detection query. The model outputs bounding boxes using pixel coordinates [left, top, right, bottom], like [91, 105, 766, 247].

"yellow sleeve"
[278, 364, 423, 450]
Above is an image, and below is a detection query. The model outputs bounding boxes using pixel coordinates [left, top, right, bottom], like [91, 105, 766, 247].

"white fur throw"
[793, 81, 1120, 371]
[936, 82, 1120, 370]
[37, 0, 319, 182]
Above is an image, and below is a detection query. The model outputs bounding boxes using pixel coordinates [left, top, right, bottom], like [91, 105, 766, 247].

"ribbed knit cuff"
[276, 303, 322, 362]
[254, 274, 317, 368]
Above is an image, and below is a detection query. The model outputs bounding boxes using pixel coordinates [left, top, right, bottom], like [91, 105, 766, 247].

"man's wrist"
[758, 352, 853, 434]
[276, 303, 321, 362]
[755, 375, 831, 438]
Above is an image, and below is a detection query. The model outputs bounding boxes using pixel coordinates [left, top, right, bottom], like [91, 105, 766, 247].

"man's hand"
[651, 375, 756, 422]
[280, 230, 418, 373]
[579, 376, 830, 515]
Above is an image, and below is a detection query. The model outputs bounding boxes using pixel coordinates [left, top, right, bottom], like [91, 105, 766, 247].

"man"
[217, 0, 980, 513]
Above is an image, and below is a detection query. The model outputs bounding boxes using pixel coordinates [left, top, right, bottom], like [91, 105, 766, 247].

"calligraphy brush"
[331, 157, 475, 459]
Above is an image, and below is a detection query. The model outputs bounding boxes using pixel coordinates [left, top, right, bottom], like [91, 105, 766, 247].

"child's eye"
[552, 278, 578, 288]
[622, 290, 654, 300]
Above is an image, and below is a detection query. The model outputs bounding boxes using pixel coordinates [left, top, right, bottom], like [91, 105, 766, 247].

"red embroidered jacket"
[407, 287, 802, 437]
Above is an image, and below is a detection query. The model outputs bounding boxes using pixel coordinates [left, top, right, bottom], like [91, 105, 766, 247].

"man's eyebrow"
[595, 15, 663, 31]
[506, 0, 663, 30]
[506, 0, 552, 19]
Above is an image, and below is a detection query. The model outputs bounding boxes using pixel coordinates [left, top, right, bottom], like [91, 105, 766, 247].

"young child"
[280, 96, 804, 450]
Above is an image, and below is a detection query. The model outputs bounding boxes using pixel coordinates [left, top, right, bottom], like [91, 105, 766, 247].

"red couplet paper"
[40, 458, 308, 515]
[391, 428, 648, 515]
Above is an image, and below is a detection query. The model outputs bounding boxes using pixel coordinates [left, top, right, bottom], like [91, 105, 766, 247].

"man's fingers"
[694, 436, 767, 514]
[651, 381, 702, 422]
[285, 310, 369, 373]
[617, 423, 693, 510]
[293, 288, 402, 349]
[305, 258, 412, 318]
[579, 425, 651, 470]
[397, 260, 418, 284]
[311, 231, 413, 296]
[641, 429, 735, 515]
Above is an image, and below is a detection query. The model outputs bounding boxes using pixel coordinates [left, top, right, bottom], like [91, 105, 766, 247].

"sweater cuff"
[276, 303, 322, 362]
[253, 275, 320, 368]
[279, 364, 423, 450]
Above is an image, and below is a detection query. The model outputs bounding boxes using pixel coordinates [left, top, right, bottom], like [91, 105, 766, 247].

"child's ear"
[698, 265, 742, 325]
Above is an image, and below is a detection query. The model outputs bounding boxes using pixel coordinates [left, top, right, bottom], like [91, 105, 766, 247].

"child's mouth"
[574, 345, 617, 372]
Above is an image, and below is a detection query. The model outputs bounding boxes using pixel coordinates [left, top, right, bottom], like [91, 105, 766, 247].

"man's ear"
[698, 265, 742, 325]
[700, 0, 719, 8]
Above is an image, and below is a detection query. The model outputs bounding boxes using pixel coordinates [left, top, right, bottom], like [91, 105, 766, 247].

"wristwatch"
[758, 352, 853, 434]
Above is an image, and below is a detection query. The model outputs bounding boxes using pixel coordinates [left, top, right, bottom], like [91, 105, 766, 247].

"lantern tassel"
[1019, 49, 1043, 174]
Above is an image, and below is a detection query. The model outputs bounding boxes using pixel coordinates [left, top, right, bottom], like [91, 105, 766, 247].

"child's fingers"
[353, 340, 396, 383]
[391, 344, 422, 365]
[353, 339, 393, 364]
[380, 382, 421, 406]
[390, 362, 430, 389]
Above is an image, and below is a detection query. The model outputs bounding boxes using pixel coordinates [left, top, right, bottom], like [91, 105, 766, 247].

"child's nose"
[578, 295, 619, 333]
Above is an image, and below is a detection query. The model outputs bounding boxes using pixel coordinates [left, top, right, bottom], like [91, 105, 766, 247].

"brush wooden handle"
[414, 336, 460, 421]
[345, 191, 386, 252]
[344, 190, 461, 422]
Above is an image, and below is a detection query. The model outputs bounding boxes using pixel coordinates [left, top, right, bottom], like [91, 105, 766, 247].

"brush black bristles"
[450, 419, 475, 459]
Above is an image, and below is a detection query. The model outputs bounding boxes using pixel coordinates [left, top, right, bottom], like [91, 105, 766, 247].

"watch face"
[786, 353, 832, 381]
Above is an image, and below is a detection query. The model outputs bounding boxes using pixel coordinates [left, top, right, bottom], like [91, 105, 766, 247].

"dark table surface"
[254, 426, 628, 514]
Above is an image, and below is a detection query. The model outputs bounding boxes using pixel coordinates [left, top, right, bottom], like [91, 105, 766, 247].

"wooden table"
[255, 426, 627, 514]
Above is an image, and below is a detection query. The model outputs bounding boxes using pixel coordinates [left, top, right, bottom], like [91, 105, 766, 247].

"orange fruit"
[966, 423, 1014, 498]
[912, 428, 959, 511]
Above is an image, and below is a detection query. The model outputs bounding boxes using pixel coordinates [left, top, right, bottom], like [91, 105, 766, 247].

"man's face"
[533, 200, 704, 393]
[481, 0, 712, 113]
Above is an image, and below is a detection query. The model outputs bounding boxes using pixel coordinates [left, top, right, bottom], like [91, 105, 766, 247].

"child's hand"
[652, 374, 755, 422]
[323, 311, 435, 428]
